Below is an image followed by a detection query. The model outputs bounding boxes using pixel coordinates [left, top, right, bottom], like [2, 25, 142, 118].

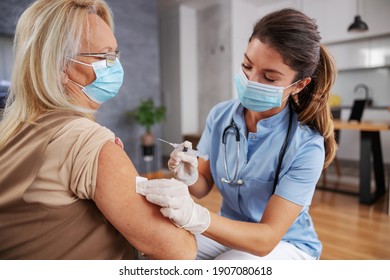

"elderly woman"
[0, 0, 196, 260]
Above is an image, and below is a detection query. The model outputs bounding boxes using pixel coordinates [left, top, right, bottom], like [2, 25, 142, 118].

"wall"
[0, 36, 12, 82]
[197, 2, 232, 132]
[159, 0, 233, 158]
[97, 0, 161, 173]
[0, 0, 32, 36]
[331, 68, 390, 107]
[327, 36, 390, 71]
[180, 6, 199, 136]
[0, 0, 33, 81]
[159, 6, 182, 157]
[304, 0, 390, 163]
[231, 0, 260, 98]
[304, 0, 390, 44]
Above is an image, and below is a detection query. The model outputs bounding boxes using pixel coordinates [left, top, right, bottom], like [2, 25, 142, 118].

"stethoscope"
[221, 103, 294, 194]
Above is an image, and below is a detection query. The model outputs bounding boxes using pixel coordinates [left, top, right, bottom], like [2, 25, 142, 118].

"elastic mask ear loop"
[68, 79, 84, 89]
[282, 79, 301, 103]
[284, 79, 301, 90]
[68, 58, 93, 67]
[281, 94, 290, 103]
[66, 58, 93, 89]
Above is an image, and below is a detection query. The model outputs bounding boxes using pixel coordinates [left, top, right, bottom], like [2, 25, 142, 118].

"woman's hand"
[138, 178, 210, 234]
[114, 137, 124, 149]
[168, 141, 198, 186]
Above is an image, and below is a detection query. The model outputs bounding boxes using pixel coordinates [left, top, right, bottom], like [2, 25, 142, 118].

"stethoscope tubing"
[221, 120, 241, 184]
[221, 103, 293, 192]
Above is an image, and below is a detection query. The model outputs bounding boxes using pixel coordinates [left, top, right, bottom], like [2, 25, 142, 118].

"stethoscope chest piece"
[221, 177, 244, 185]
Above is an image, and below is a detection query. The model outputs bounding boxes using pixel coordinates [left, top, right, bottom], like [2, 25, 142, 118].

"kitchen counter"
[332, 106, 390, 164]
[333, 120, 389, 204]
[337, 105, 390, 110]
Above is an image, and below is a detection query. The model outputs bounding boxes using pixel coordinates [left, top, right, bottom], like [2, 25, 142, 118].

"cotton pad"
[135, 176, 148, 196]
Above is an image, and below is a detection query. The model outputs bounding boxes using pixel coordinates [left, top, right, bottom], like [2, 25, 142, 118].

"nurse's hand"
[168, 141, 198, 186]
[138, 178, 210, 234]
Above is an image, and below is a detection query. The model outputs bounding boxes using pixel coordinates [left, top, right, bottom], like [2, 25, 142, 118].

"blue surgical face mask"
[68, 58, 124, 104]
[234, 68, 300, 112]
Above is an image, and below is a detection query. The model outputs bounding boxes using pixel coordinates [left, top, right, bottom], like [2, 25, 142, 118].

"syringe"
[157, 138, 209, 161]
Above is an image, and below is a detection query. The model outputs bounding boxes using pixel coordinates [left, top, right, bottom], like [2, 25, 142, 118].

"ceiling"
[158, 0, 222, 11]
[158, 0, 282, 12]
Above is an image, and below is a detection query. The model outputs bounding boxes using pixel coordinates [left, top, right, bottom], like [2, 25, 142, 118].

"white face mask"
[235, 68, 300, 112]
[68, 58, 124, 104]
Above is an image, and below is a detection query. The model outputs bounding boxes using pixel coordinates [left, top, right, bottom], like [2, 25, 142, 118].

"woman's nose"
[247, 72, 261, 83]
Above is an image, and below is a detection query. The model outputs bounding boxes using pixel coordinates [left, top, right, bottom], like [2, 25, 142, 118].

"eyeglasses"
[77, 50, 120, 67]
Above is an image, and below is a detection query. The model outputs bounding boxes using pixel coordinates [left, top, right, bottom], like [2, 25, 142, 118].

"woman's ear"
[293, 77, 311, 95]
[60, 71, 68, 84]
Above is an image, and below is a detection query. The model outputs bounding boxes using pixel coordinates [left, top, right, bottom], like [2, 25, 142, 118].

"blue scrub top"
[197, 98, 324, 258]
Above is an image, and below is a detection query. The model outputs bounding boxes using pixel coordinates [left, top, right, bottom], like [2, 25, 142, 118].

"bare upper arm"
[93, 141, 197, 260]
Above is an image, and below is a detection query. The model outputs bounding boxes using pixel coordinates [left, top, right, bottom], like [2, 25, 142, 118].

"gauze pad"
[136, 176, 148, 196]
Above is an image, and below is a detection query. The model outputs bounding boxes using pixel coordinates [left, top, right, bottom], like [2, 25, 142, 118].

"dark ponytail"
[292, 45, 337, 168]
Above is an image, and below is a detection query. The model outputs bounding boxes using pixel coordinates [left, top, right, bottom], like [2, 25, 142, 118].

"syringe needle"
[157, 138, 171, 145]
[157, 138, 209, 161]
[157, 138, 179, 148]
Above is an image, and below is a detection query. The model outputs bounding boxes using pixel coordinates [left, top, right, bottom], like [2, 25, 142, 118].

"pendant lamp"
[348, 0, 368, 32]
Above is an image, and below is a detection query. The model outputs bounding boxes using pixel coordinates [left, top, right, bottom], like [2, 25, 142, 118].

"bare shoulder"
[94, 141, 197, 260]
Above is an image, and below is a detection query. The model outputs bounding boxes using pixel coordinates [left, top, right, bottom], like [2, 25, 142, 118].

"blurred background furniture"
[321, 97, 342, 186]
[332, 120, 389, 204]
[348, 99, 367, 122]
[0, 82, 8, 109]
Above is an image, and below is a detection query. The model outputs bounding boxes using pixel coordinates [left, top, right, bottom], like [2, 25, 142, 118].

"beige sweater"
[0, 112, 135, 259]
[24, 117, 115, 206]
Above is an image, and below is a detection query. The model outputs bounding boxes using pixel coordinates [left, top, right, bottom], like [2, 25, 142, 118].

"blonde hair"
[0, 0, 113, 148]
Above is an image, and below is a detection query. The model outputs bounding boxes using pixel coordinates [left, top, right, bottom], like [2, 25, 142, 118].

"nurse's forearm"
[188, 159, 214, 198]
[202, 195, 302, 257]
[202, 212, 278, 257]
[189, 173, 212, 198]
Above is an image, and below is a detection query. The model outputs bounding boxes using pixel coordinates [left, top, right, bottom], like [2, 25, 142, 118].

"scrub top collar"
[231, 98, 292, 134]
[256, 103, 291, 130]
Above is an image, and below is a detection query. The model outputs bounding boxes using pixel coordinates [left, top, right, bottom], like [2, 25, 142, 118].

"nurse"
[140, 8, 337, 259]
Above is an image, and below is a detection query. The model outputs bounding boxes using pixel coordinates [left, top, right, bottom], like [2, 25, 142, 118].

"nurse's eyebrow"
[244, 53, 253, 64]
[244, 53, 284, 76]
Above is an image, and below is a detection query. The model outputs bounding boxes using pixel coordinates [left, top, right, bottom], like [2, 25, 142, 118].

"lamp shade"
[348, 15, 369, 32]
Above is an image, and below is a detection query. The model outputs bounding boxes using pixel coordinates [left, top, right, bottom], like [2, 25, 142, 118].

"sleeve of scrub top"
[196, 106, 215, 156]
[275, 135, 325, 206]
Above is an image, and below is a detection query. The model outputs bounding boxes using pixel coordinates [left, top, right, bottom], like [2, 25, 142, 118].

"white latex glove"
[168, 141, 198, 186]
[137, 178, 210, 234]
